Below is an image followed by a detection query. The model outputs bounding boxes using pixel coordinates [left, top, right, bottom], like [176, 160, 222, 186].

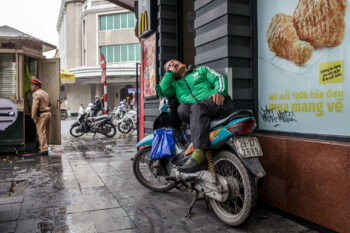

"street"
[0, 119, 318, 233]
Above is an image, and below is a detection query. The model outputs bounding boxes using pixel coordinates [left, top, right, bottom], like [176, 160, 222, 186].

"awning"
[60, 69, 75, 84]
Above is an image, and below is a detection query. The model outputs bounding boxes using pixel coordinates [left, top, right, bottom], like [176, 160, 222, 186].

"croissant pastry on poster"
[293, 0, 347, 47]
[266, 13, 314, 66]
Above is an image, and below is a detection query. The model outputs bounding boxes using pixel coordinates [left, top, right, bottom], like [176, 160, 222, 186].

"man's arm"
[201, 66, 228, 97]
[158, 71, 176, 98]
[199, 66, 228, 105]
[32, 93, 39, 122]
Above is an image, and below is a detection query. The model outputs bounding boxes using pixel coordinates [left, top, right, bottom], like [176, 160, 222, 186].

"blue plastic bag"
[150, 129, 175, 160]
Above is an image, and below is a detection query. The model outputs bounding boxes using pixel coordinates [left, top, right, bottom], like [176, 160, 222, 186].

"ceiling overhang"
[106, 0, 135, 11]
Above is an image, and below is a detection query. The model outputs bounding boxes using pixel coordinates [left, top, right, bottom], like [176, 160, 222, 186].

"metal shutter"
[0, 53, 16, 99]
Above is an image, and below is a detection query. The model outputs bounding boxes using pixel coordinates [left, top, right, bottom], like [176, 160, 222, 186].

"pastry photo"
[266, 0, 348, 67]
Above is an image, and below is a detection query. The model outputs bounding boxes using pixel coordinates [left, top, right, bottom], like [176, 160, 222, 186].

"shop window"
[0, 54, 16, 100]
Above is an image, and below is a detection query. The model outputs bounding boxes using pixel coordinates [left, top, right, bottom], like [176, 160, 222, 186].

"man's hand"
[210, 93, 225, 105]
[167, 63, 178, 73]
[33, 119, 38, 124]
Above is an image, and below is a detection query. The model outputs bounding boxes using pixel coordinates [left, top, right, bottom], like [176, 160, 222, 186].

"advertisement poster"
[142, 33, 157, 98]
[258, 0, 350, 136]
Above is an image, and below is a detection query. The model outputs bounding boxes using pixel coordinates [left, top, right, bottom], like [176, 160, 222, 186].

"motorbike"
[117, 109, 137, 134]
[133, 99, 266, 226]
[70, 111, 116, 138]
[60, 108, 69, 120]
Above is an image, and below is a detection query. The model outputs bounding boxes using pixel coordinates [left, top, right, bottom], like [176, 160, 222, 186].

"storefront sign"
[1, 42, 15, 49]
[128, 88, 140, 94]
[257, 0, 350, 136]
[142, 33, 157, 98]
[138, 0, 155, 37]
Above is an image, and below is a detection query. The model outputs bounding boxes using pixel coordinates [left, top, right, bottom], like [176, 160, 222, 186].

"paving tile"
[81, 187, 115, 202]
[18, 207, 55, 222]
[16, 218, 54, 233]
[94, 216, 135, 233]
[0, 203, 21, 222]
[0, 220, 16, 233]
[0, 195, 24, 205]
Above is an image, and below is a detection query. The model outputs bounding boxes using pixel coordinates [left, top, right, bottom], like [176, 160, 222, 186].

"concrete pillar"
[95, 84, 103, 97]
[75, 1, 82, 67]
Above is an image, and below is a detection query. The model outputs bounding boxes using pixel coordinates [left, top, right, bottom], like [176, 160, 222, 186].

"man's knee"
[177, 103, 190, 122]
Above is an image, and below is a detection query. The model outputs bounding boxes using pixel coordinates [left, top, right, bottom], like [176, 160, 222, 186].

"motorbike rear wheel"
[61, 112, 68, 120]
[102, 123, 117, 138]
[70, 125, 84, 138]
[133, 147, 175, 192]
[209, 150, 257, 226]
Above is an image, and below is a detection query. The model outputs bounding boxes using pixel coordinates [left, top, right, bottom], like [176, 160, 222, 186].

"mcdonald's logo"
[139, 11, 148, 35]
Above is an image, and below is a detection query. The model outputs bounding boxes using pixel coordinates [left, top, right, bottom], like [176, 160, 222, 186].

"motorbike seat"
[210, 110, 252, 129]
[90, 115, 110, 122]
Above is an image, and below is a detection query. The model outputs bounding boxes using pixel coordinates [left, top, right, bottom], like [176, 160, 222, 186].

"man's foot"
[177, 158, 207, 173]
[39, 151, 49, 156]
[178, 149, 207, 173]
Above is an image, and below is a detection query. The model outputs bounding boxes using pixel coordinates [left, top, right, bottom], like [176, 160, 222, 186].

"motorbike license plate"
[233, 137, 263, 158]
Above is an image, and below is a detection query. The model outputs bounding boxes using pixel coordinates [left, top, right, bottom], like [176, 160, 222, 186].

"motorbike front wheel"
[117, 121, 132, 134]
[209, 150, 257, 226]
[70, 125, 84, 138]
[102, 123, 117, 138]
[61, 112, 68, 120]
[133, 147, 175, 192]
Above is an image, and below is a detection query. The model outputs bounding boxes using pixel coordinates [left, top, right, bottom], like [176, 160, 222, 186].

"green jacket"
[157, 66, 228, 104]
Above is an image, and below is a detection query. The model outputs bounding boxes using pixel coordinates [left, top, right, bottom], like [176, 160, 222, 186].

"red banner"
[100, 53, 106, 82]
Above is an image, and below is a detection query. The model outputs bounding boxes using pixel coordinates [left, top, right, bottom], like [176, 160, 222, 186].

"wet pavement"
[0, 119, 319, 233]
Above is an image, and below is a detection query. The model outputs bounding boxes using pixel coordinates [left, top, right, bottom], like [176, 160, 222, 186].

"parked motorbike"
[60, 108, 69, 120]
[112, 101, 129, 120]
[117, 109, 137, 134]
[133, 99, 266, 226]
[70, 111, 116, 138]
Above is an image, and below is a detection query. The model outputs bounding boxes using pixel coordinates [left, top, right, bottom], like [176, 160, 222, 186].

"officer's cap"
[31, 76, 43, 86]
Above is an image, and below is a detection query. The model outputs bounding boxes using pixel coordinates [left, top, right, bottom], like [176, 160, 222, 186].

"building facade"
[57, 0, 140, 113]
[131, 0, 350, 232]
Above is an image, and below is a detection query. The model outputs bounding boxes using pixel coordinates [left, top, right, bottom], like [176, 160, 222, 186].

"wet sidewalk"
[0, 120, 318, 233]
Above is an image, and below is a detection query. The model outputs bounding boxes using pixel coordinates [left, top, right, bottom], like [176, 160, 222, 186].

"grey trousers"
[177, 97, 234, 150]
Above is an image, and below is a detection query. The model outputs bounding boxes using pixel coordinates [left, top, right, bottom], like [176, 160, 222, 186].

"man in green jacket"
[157, 60, 234, 173]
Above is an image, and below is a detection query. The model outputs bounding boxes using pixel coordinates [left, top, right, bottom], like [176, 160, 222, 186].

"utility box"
[0, 26, 61, 153]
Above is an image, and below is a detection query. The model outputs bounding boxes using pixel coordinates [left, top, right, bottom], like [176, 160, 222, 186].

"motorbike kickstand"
[93, 132, 97, 138]
[205, 196, 210, 211]
[185, 191, 199, 218]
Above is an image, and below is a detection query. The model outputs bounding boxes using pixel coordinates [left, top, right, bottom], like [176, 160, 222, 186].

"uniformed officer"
[31, 77, 51, 155]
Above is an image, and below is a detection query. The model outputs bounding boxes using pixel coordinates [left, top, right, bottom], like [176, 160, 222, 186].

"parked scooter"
[117, 109, 137, 134]
[133, 99, 266, 226]
[60, 108, 69, 120]
[70, 111, 116, 138]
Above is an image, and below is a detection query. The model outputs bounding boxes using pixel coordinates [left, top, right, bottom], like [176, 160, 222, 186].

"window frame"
[100, 44, 141, 64]
[99, 12, 136, 31]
